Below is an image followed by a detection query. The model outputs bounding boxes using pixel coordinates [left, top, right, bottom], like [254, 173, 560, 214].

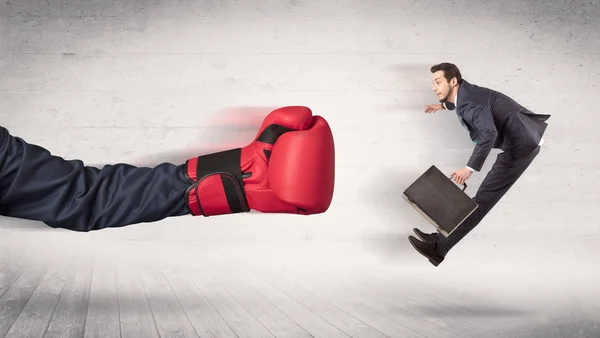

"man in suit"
[408, 62, 551, 267]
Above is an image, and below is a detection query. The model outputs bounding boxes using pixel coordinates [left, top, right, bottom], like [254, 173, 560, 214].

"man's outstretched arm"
[0, 126, 192, 231]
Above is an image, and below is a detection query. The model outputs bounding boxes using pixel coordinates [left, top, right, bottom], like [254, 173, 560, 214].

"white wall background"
[1, 1, 599, 335]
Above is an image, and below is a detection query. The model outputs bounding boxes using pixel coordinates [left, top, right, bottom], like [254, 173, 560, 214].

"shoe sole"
[408, 236, 441, 267]
[412, 228, 426, 241]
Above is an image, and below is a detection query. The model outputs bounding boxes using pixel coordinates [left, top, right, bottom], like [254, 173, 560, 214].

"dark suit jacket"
[455, 80, 551, 172]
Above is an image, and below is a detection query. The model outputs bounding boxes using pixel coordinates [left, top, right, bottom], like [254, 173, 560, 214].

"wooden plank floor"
[0, 245, 480, 338]
[0, 251, 459, 338]
[1, 243, 599, 338]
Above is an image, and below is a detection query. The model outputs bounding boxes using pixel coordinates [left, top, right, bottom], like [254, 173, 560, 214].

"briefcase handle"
[448, 175, 468, 191]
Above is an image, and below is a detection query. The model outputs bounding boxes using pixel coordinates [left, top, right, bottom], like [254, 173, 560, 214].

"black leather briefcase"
[403, 165, 478, 237]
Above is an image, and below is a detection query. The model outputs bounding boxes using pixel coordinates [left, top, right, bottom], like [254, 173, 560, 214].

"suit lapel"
[455, 80, 468, 117]
[455, 81, 467, 125]
[454, 81, 478, 144]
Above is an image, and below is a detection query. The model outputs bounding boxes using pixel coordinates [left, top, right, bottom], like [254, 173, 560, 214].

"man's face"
[431, 70, 454, 102]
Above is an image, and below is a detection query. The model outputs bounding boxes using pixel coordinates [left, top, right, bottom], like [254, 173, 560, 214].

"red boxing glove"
[184, 106, 335, 216]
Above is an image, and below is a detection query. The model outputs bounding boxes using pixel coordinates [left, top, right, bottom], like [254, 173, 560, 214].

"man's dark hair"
[430, 62, 462, 84]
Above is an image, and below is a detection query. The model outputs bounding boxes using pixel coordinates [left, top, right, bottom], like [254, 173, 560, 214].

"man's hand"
[424, 104, 444, 113]
[450, 167, 473, 185]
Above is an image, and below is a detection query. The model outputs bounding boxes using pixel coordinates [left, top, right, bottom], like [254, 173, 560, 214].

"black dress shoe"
[413, 228, 438, 242]
[408, 235, 445, 267]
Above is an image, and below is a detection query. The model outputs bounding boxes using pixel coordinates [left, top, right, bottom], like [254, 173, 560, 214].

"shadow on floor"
[469, 315, 600, 338]
[414, 303, 533, 319]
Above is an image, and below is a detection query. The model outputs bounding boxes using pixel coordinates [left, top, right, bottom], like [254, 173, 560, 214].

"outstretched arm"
[0, 126, 192, 232]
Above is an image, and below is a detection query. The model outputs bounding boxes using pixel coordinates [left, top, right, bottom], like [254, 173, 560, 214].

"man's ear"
[450, 77, 457, 87]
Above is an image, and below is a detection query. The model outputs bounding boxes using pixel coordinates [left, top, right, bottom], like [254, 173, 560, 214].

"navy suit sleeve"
[0, 126, 191, 232]
[465, 104, 498, 172]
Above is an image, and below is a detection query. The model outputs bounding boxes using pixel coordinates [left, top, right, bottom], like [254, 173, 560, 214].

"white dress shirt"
[452, 93, 544, 173]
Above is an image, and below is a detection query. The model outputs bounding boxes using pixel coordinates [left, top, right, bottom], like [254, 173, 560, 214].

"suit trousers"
[0, 126, 191, 232]
[435, 145, 542, 255]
